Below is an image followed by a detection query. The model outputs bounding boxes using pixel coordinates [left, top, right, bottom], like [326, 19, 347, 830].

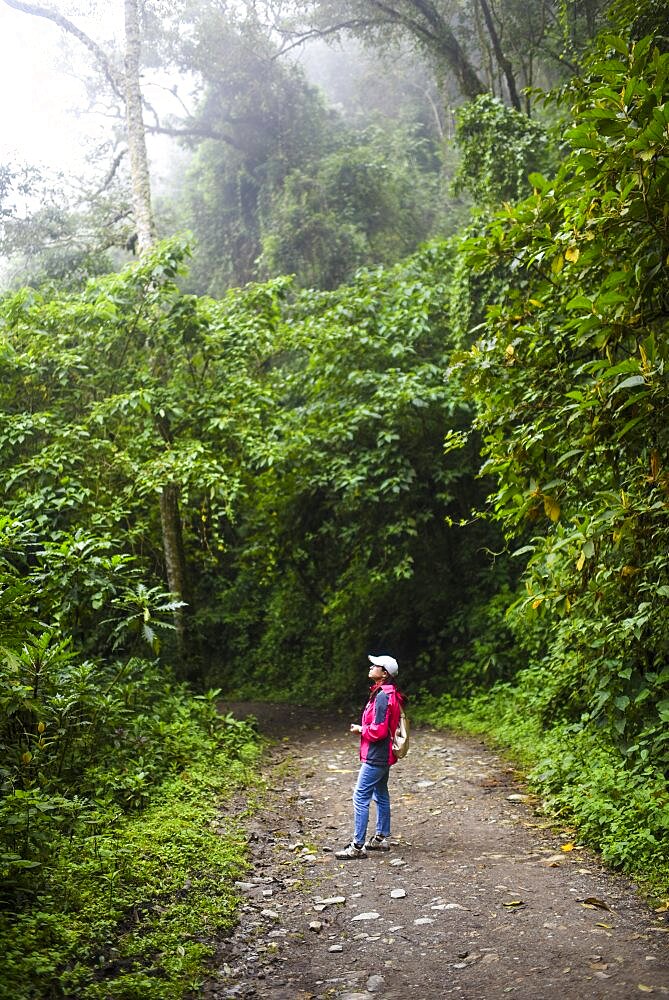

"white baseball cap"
[368, 654, 399, 676]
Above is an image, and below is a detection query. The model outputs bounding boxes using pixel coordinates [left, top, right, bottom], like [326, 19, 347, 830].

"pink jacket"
[360, 682, 404, 767]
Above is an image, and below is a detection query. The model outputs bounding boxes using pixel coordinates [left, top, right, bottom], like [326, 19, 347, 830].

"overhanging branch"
[144, 122, 245, 151]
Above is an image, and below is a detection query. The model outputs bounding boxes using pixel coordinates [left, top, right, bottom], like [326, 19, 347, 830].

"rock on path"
[200, 702, 669, 1000]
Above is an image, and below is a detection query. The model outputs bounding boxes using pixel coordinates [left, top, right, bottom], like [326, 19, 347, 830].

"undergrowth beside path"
[0, 725, 262, 1000]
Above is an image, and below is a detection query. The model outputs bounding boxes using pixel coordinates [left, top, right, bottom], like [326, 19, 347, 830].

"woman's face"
[368, 663, 385, 683]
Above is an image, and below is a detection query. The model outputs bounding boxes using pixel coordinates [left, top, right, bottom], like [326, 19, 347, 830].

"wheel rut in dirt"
[203, 701, 669, 1000]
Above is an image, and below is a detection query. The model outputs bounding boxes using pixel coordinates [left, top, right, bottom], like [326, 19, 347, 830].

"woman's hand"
[350, 724, 362, 734]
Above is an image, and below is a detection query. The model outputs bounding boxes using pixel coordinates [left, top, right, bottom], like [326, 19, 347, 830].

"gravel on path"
[199, 701, 669, 1000]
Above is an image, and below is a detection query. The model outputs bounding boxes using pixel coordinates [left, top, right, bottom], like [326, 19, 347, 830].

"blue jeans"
[353, 762, 391, 846]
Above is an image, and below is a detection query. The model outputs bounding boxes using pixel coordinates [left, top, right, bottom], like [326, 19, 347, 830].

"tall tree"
[2, 0, 190, 657]
[279, 0, 610, 109]
[123, 0, 154, 253]
[283, 0, 489, 102]
[177, 8, 337, 292]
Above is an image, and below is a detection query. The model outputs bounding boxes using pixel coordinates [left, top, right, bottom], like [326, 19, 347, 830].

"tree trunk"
[123, 0, 190, 662]
[4, 0, 193, 668]
[388, 0, 488, 100]
[159, 482, 189, 662]
[476, 0, 522, 111]
[124, 0, 155, 254]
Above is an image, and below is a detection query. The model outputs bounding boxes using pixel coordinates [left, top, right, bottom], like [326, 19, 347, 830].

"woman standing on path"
[335, 654, 406, 860]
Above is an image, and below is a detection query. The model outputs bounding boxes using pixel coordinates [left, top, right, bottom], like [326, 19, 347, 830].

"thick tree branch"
[274, 19, 386, 58]
[369, 0, 487, 97]
[277, 1, 486, 100]
[87, 148, 127, 200]
[144, 122, 245, 151]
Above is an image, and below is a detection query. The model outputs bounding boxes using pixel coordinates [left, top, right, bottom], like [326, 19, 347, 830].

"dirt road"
[203, 702, 669, 999]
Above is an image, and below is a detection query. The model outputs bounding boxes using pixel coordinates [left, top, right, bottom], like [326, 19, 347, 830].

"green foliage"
[614, 0, 669, 49]
[177, 11, 341, 293]
[0, 240, 295, 661]
[184, 108, 449, 293]
[453, 94, 556, 206]
[439, 583, 522, 695]
[0, 162, 130, 292]
[259, 124, 446, 289]
[453, 30, 669, 771]
[415, 25, 669, 896]
[0, 518, 259, 997]
[167, 5, 459, 294]
[0, 621, 252, 883]
[201, 238, 504, 700]
[530, 725, 669, 876]
[0, 252, 268, 995]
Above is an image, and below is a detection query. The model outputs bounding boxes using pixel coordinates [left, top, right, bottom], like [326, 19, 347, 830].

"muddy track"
[201, 702, 669, 1000]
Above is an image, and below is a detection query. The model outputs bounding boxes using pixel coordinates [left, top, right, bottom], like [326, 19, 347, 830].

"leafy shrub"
[0, 635, 256, 898]
[528, 723, 669, 875]
[449, 29, 669, 782]
[453, 94, 556, 206]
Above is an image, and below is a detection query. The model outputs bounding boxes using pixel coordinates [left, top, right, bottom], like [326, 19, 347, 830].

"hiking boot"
[335, 841, 368, 859]
[365, 833, 390, 852]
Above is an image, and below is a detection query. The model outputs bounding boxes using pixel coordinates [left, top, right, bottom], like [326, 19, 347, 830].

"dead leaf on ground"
[577, 897, 611, 910]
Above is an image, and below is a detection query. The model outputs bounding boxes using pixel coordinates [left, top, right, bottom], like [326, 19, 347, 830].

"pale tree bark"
[1, 0, 155, 246]
[122, 0, 188, 660]
[123, 0, 155, 254]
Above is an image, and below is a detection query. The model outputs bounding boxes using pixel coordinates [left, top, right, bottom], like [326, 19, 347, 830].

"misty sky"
[0, 6, 94, 171]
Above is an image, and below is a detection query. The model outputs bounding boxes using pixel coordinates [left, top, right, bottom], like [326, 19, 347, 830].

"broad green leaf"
[613, 375, 646, 391]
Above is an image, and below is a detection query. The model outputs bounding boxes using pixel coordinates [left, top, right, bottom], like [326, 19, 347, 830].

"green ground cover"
[0, 699, 261, 1000]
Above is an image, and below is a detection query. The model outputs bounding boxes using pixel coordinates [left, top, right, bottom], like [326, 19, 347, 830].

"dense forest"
[1, 0, 668, 996]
